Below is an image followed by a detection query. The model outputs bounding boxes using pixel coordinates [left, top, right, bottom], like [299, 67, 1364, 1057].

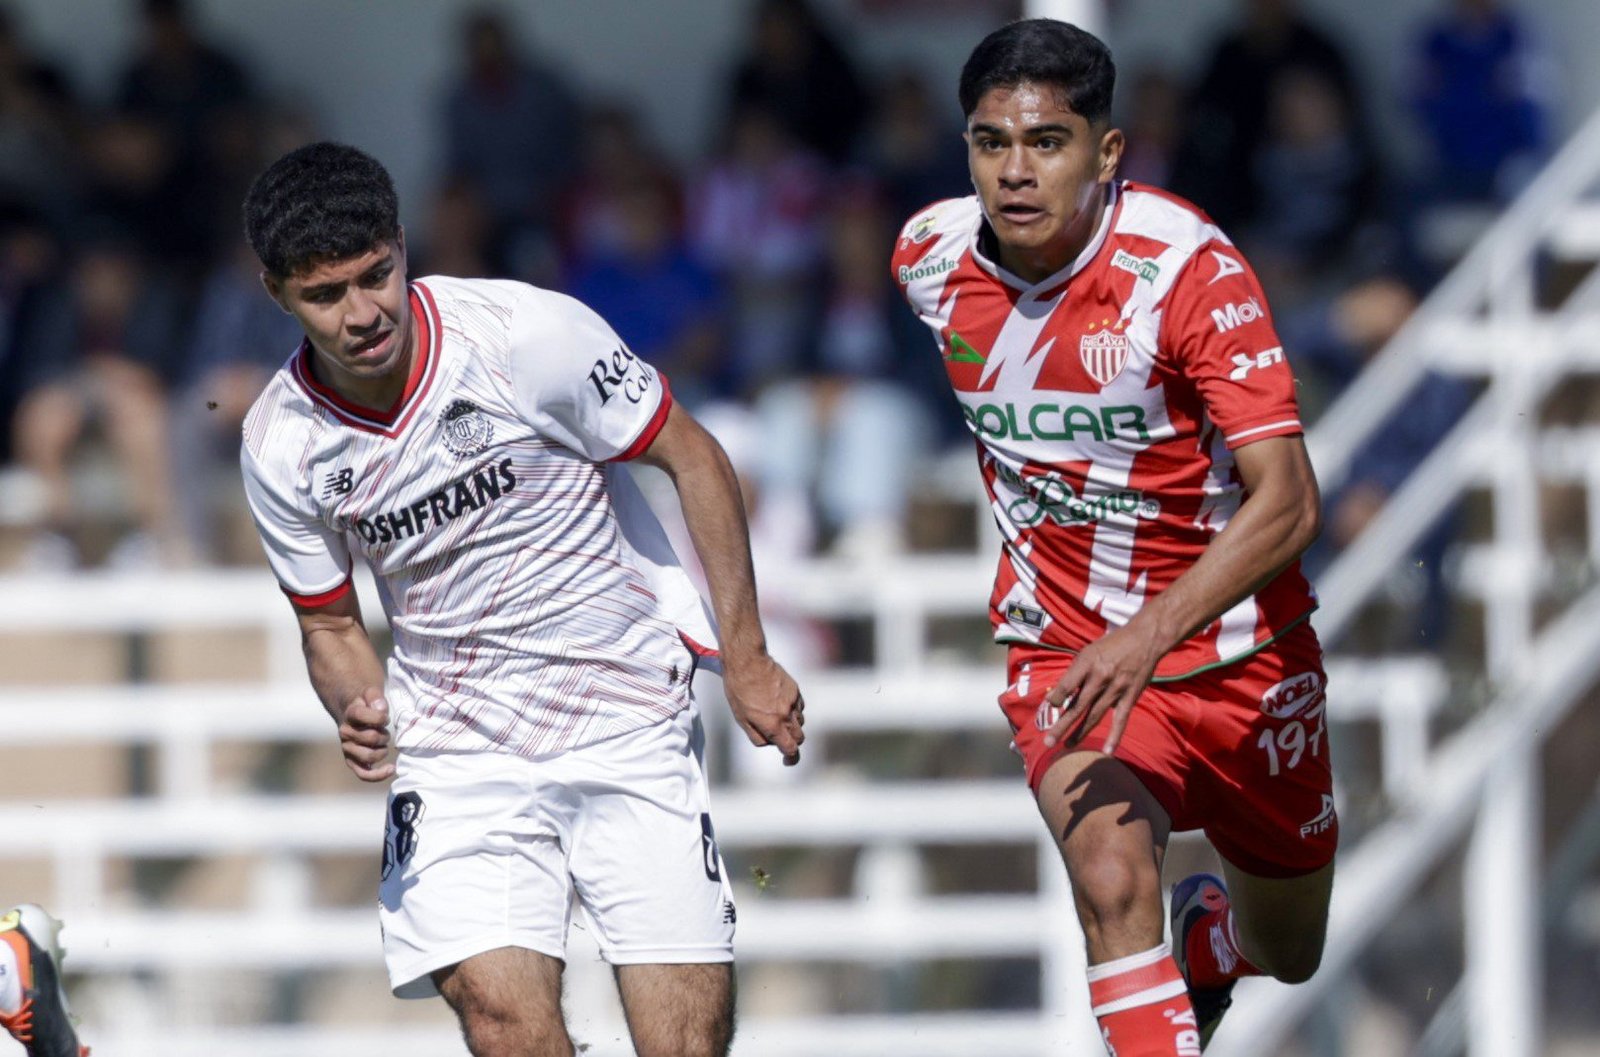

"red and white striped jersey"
[241, 276, 719, 757]
[892, 183, 1316, 678]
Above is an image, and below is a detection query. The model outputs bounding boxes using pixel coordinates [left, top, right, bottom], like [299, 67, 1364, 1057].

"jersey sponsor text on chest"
[351, 458, 517, 545]
[963, 399, 1153, 443]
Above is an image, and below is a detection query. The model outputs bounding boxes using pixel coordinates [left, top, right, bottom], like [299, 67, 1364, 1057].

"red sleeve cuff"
[612, 373, 674, 461]
[284, 575, 353, 608]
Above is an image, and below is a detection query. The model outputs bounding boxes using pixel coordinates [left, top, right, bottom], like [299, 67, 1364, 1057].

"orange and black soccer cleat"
[0, 905, 88, 1057]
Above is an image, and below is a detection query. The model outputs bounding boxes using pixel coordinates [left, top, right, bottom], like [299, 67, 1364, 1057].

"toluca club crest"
[1079, 317, 1132, 387]
[439, 399, 493, 456]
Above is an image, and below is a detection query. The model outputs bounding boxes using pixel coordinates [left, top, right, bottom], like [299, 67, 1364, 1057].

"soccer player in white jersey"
[892, 21, 1335, 1054]
[239, 143, 803, 1057]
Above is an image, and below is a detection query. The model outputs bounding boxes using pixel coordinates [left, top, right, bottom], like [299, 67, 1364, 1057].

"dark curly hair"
[958, 19, 1116, 125]
[243, 142, 400, 278]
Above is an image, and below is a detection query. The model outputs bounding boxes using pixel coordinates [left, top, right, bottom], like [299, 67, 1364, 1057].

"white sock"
[0, 935, 22, 1014]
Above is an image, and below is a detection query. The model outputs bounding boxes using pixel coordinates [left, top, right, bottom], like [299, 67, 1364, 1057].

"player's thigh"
[1036, 749, 1172, 958]
[615, 962, 735, 1057]
[379, 749, 573, 1000]
[568, 709, 736, 965]
[434, 946, 572, 1057]
[1220, 858, 1335, 982]
[1191, 626, 1337, 880]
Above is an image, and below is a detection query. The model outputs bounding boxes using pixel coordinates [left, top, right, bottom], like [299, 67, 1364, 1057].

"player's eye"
[1036, 137, 1061, 150]
[363, 266, 392, 286]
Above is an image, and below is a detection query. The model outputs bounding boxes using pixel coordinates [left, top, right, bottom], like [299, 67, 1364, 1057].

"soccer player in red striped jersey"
[240, 143, 803, 1057]
[892, 20, 1336, 1053]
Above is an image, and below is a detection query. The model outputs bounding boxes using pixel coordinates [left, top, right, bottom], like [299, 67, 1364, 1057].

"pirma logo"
[438, 399, 494, 457]
[1299, 794, 1337, 839]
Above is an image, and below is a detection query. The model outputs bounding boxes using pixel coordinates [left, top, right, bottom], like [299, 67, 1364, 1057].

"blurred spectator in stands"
[416, 178, 495, 279]
[77, 110, 200, 265]
[116, 0, 254, 268]
[0, 206, 61, 469]
[1408, 0, 1554, 205]
[567, 173, 730, 409]
[554, 100, 680, 268]
[0, 7, 80, 230]
[1117, 67, 1185, 189]
[753, 188, 933, 559]
[1171, 0, 1365, 234]
[1285, 274, 1471, 644]
[861, 67, 969, 231]
[1245, 66, 1381, 303]
[725, 0, 870, 165]
[169, 240, 301, 564]
[689, 99, 826, 396]
[7, 233, 190, 569]
[441, 5, 580, 284]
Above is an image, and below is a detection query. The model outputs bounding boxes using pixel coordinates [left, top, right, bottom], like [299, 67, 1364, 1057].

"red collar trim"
[291, 282, 442, 437]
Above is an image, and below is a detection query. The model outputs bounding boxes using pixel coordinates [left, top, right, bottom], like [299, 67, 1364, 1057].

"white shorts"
[378, 707, 735, 998]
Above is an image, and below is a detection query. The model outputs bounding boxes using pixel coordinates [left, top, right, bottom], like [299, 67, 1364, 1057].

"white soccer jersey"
[242, 276, 719, 758]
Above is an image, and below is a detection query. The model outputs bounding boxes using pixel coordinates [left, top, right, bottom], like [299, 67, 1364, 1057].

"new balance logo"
[1228, 346, 1285, 381]
[1210, 297, 1263, 333]
[721, 900, 737, 925]
[321, 467, 354, 498]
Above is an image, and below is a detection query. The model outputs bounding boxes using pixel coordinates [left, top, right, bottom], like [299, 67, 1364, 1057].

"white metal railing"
[1208, 105, 1600, 1057]
[0, 560, 1445, 1057]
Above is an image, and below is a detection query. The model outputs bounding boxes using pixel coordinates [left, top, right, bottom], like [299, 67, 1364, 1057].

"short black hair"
[958, 18, 1116, 124]
[243, 142, 400, 278]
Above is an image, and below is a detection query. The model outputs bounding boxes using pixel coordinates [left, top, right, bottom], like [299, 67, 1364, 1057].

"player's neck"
[310, 316, 419, 413]
[993, 184, 1110, 285]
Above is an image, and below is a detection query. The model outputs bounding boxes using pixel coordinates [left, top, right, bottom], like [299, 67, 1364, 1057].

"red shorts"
[999, 620, 1337, 878]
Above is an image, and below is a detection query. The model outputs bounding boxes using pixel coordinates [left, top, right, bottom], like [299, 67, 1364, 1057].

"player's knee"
[1067, 853, 1160, 933]
[460, 1007, 572, 1057]
[632, 998, 734, 1057]
[638, 1024, 732, 1057]
[1263, 939, 1324, 985]
[1244, 930, 1325, 985]
[452, 988, 570, 1057]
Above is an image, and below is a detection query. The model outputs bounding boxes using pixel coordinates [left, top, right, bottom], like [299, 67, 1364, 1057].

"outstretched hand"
[1040, 622, 1165, 757]
[338, 686, 395, 782]
[723, 653, 805, 766]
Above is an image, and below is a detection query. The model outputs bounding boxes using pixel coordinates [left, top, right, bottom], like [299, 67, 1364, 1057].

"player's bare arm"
[1044, 435, 1321, 753]
[294, 588, 395, 783]
[636, 402, 805, 765]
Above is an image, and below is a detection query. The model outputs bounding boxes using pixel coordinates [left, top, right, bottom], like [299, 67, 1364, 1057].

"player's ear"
[395, 226, 408, 270]
[1096, 125, 1125, 184]
[260, 271, 292, 314]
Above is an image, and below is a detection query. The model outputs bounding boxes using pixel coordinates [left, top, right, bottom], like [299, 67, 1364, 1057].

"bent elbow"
[1295, 492, 1323, 554]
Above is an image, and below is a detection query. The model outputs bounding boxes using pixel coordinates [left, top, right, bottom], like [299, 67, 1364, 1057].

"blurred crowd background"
[0, 0, 1566, 661]
[0, 0, 1596, 1052]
